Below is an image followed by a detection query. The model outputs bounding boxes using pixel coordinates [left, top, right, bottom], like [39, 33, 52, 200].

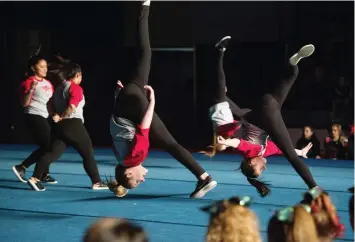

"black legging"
[113, 5, 205, 179]
[213, 50, 251, 117]
[32, 119, 101, 184]
[21, 114, 51, 175]
[216, 48, 317, 189]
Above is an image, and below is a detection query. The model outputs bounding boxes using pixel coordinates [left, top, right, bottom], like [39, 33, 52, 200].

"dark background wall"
[0, 1, 353, 148]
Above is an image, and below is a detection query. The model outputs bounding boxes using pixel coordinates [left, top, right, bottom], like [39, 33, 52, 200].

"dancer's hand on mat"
[300, 142, 313, 158]
[52, 114, 62, 123]
[117, 80, 124, 89]
[144, 85, 155, 102]
[30, 80, 38, 91]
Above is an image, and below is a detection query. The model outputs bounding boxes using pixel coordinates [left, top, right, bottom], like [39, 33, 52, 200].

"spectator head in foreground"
[302, 187, 345, 241]
[349, 187, 354, 231]
[201, 196, 262, 242]
[84, 218, 148, 242]
[268, 204, 318, 242]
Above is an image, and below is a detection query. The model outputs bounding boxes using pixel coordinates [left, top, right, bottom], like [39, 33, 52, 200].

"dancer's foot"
[190, 176, 217, 199]
[41, 174, 58, 184]
[92, 182, 109, 190]
[289, 44, 315, 66]
[143, 0, 150, 6]
[215, 36, 231, 52]
[12, 165, 27, 183]
[28, 177, 46, 191]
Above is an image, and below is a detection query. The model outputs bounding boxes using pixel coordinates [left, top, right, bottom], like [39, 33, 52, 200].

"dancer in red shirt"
[12, 46, 58, 185]
[108, 1, 216, 199]
[217, 136, 312, 173]
[204, 36, 318, 196]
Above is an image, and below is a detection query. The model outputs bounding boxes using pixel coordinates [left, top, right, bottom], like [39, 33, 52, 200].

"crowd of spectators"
[82, 187, 353, 242]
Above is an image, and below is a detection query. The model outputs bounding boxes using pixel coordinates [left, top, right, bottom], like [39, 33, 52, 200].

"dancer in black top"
[109, 0, 217, 199]
[207, 36, 318, 196]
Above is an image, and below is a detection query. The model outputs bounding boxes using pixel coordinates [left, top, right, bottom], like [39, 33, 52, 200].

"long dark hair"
[48, 53, 81, 85]
[26, 44, 45, 77]
[239, 159, 271, 197]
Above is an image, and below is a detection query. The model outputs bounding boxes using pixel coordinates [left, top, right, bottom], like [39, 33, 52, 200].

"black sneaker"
[41, 174, 58, 184]
[215, 36, 231, 51]
[28, 179, 46, 191]
[12, 165, 27, 183]
[190, 176, 217, 199]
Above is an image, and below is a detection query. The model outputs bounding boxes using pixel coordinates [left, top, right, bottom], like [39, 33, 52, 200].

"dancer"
[12, 46, 57, 184]
[217, 135, 313, 162]
[109, 0, 217, 199]
[26, 54, 108, 191]
[206, 36, 318, 196]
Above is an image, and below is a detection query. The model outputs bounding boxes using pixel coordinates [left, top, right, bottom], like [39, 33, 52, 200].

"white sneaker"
[92, 182, 109, 190]
[215, 36, 232, 52]
[289, 44, 315, 66]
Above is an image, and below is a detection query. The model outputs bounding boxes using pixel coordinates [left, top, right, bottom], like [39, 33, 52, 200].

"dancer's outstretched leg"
[131, 2, 151, 88]
[241, 45, 317, 196]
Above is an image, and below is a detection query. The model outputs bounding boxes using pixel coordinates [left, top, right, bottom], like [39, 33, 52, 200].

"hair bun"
[114, 185, 129, 198]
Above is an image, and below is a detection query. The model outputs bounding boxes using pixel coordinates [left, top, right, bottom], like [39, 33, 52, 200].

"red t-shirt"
[122, 125, 150, 167]
[235, 139, 283, 158]
[216, 120, 241, 137]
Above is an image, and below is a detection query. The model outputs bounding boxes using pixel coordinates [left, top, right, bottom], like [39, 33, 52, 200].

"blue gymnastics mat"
[0, 144, 353, 242]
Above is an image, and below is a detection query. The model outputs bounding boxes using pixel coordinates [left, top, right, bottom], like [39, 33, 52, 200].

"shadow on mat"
[0, 185, 30, 191]
[0, 210, 71, 220]
[0, 179, 89, 189]
[68, 193, 191, 202]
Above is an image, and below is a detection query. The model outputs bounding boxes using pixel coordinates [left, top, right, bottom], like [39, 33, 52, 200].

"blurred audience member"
[201, 196, 262, 242]
[268, 205, 319, 242]
[324, 124, 348, 160]
[347, 124, 354, 160]
[84, 218, 148, 242]
[302, 187, 345, 241]
[332, 76, 352, 124]
[349, 187, 354, 231]
[296, 126, 321, 158]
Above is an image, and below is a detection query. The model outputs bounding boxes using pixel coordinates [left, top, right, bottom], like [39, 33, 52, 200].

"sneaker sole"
[27, 180, 45, 192]
[43, 181, 58, 184]
[289, 44, 315, 65]
[191, 181, 217, 199]
[298, 44, 315, 58]
[215, 36, 231, 48]
[92, 186, 109, 190]
[12, 166, 27, 183]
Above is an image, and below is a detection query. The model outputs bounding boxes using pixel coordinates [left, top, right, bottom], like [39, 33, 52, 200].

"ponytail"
[199, 134, 231, 158]
[199, 134, 218, 158]
[239, 160, 271, 197]
[27, 44, 45, 77]
[246, 177, 271, 197]
[106, 170, 129, 198]
[48, 53, 81, 84]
